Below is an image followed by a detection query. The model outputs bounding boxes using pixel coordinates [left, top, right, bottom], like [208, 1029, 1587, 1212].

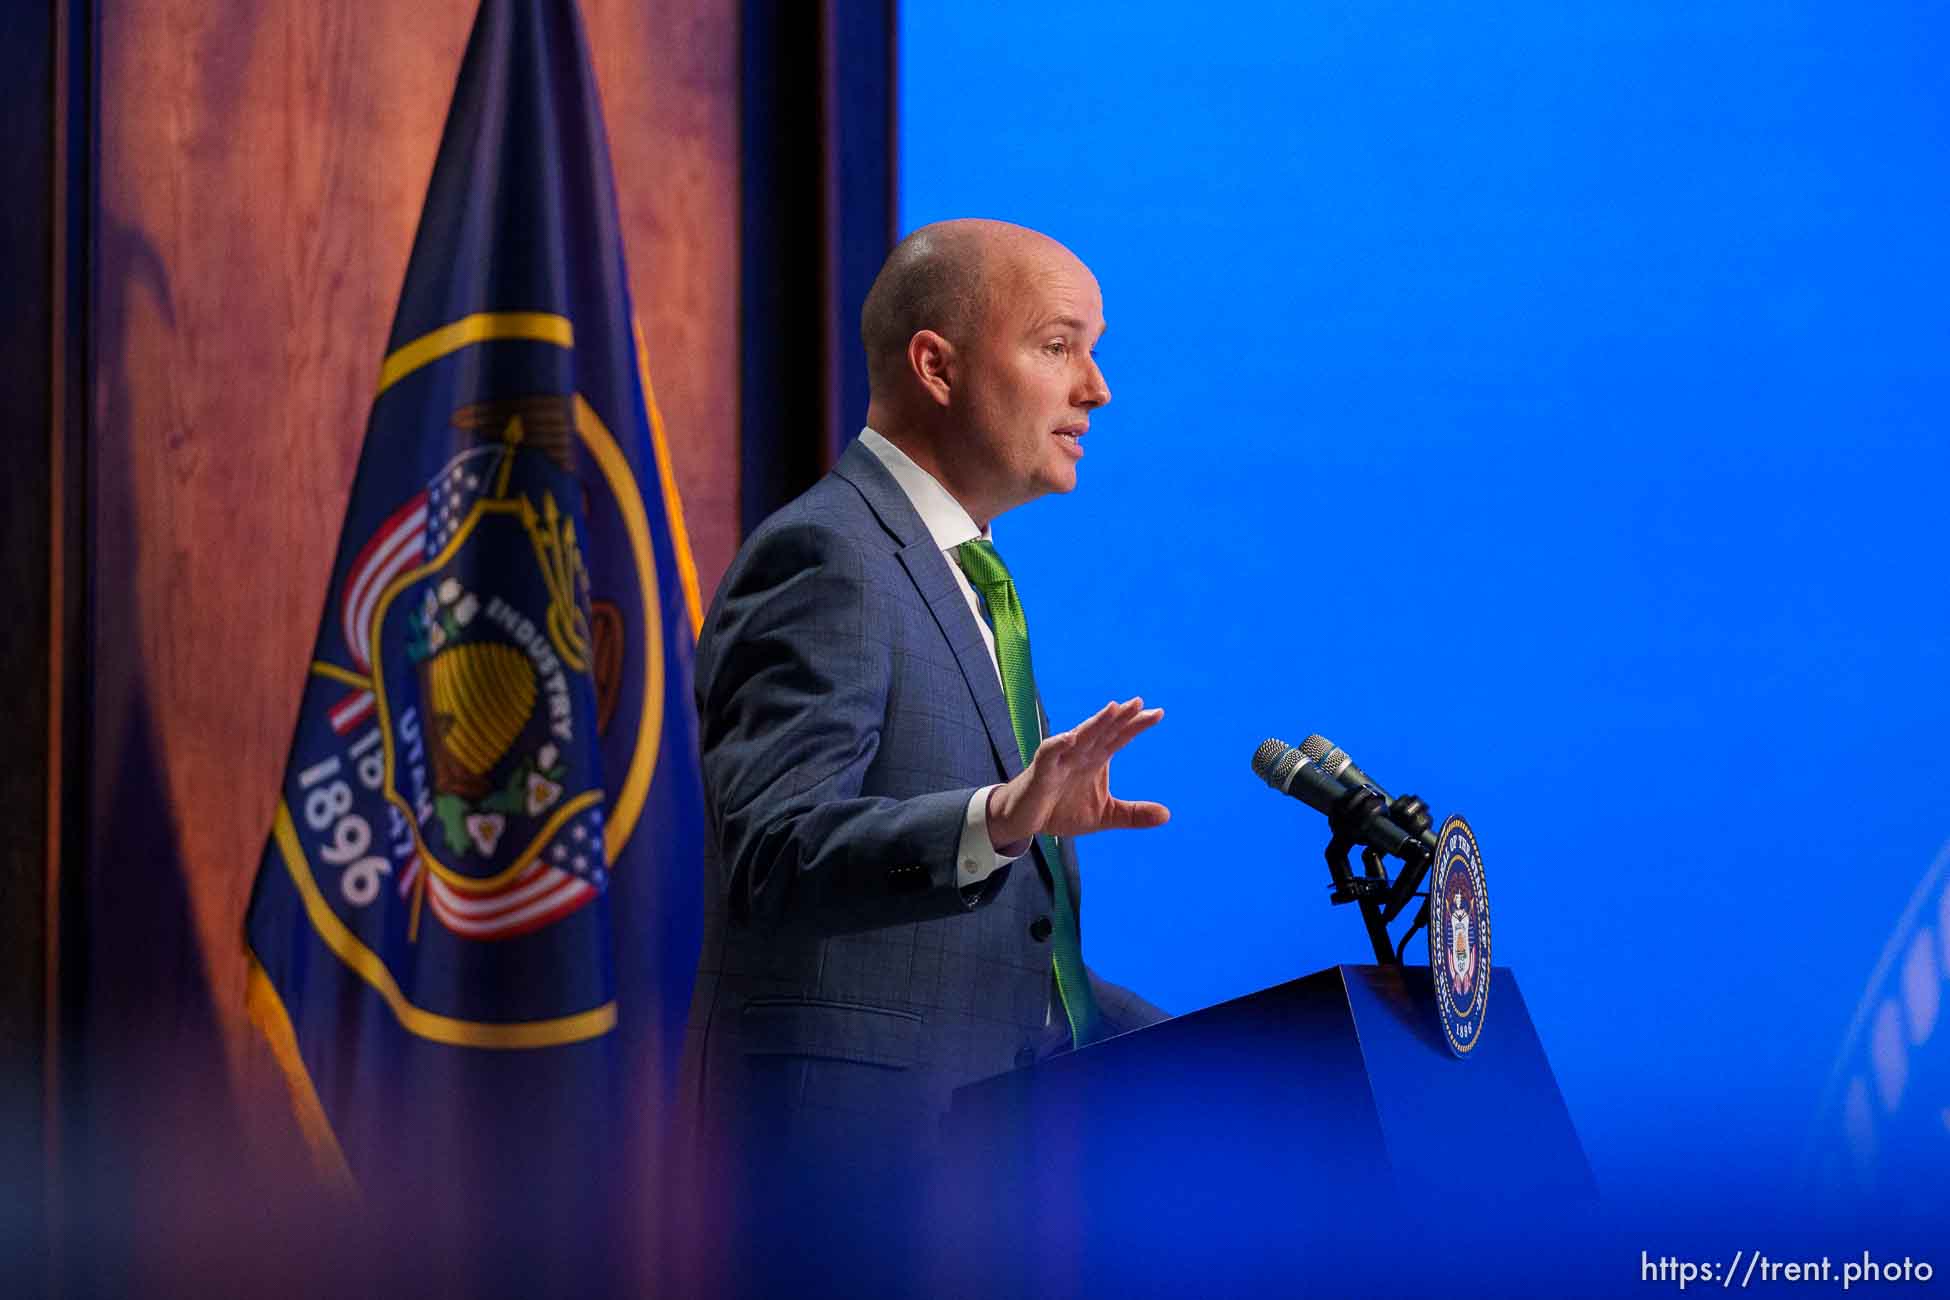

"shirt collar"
[856, 427, 991, 552]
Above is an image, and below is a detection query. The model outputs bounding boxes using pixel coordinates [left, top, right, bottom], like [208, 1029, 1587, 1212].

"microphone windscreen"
[1251, 737, 1292, 784]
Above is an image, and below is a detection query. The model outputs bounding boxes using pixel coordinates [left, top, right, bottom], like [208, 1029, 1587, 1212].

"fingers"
[1085, 702, 1162, 766]
[1030, 699, 1168, 841]
[1103, 704, 1163, 755]
[1067, 697, 1159, 764]
[1040, 703, 1120, 773]
[1105, 798, 1171, 830]
[1069, 697, 1138, 752]
[1024, 728, 1080, 786]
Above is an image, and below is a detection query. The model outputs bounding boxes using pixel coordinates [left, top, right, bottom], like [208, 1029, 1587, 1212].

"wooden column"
[2, 0, 96, 1274]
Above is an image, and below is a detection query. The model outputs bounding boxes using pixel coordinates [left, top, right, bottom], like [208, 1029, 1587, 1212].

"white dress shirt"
[856, 427, 1026, 888]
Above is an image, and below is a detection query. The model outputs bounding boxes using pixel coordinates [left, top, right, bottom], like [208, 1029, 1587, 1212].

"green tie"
[953, 538, 1106, 1049]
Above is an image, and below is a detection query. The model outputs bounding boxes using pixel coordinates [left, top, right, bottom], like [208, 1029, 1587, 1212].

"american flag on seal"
[328, 492, 430, 736]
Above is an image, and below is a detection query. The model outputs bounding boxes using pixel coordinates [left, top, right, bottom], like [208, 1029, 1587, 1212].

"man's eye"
[1044, 340, 1068, 356]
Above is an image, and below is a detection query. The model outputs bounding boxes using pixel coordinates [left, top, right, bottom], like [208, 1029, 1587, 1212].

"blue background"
[901, 0, 1950, 1224]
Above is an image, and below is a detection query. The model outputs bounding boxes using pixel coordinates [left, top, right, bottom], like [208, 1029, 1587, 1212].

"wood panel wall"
[80, 0, 738, 1243]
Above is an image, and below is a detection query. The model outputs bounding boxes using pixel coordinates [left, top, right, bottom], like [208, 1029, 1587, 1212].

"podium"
[935, 966, 1594, 1294]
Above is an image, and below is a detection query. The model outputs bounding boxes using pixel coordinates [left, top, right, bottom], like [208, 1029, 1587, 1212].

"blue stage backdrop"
[901, 0, 1950, 1223]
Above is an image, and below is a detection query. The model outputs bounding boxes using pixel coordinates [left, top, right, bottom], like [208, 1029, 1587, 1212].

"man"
[684, 219, 1170, 1199]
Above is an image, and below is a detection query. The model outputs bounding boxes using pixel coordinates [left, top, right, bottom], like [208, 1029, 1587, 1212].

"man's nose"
[1078, 358, 1111, 409]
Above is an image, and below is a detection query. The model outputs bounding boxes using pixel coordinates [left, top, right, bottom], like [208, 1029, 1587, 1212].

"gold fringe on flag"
[245, 955, 359, 1198]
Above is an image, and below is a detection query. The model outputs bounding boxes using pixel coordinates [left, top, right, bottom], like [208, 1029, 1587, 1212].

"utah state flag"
[242, 0, 705, 1238]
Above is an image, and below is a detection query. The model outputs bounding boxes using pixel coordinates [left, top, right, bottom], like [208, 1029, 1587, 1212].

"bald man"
[684, 220, 1170, 1203]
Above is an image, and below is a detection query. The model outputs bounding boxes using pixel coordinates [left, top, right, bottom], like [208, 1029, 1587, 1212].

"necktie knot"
[952, 538, 1012, 592]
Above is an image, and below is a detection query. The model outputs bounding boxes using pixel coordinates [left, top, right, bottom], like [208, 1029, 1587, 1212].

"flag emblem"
[274, 356, 676, 1012]
[335, 394, 612, 942]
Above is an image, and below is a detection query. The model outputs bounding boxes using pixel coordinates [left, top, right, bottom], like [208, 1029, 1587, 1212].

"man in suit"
[683, 219, 1170, 1230]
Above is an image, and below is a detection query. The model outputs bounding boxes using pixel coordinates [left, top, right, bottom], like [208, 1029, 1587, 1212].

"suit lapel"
[896, 541, 1026, 785]
[835, 440, 1026, 786]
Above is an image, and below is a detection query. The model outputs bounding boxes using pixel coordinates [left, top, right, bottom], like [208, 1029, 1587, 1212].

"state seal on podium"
[1428, 813, 1491, 1057]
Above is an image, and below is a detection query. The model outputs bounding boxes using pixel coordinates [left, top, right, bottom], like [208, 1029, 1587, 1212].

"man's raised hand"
[986, 697, 1170, 849]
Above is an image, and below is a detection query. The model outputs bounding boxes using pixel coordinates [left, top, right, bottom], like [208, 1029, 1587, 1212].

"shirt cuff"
[957, 785, 1026, 888]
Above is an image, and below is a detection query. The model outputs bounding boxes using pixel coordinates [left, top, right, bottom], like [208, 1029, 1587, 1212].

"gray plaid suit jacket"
[681, 436, 1164, 1170]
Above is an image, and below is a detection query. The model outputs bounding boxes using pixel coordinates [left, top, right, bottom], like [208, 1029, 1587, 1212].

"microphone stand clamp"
[1320, 785, 1435, 966]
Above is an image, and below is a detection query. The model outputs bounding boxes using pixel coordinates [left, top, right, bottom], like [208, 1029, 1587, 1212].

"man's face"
[953, 242, 1111, 521]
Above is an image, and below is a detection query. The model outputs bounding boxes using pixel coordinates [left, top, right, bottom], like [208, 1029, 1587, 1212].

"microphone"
[1251, 738, 1426, 862]
[1251, 738, 1346, 811]
[1301, 733, 1438, 853]
[1299, 734, 1386, 798]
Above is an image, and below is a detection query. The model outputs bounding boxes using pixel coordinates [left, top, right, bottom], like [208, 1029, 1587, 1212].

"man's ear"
[908, 330, 956, 408]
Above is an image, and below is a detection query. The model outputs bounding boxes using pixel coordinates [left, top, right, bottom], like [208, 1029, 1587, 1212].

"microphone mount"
[1320, 782, 1433, 965]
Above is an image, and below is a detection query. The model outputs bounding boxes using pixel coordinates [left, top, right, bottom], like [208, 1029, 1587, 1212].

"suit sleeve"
[1085, 968, 1170, 1036]
[698, 520, 1010, 935]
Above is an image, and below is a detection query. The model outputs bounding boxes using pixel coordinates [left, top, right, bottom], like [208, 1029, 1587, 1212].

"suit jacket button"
[1028, 916, 1053, 942]
[1015, 1045, 1037, 1068]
